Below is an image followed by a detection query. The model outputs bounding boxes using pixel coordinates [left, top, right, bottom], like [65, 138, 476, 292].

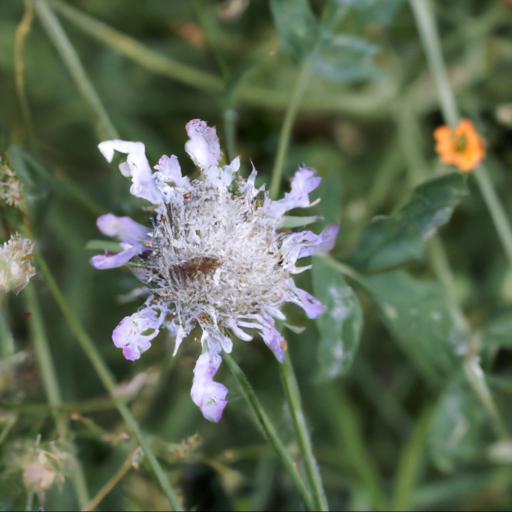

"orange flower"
[433, 118, 485, 172]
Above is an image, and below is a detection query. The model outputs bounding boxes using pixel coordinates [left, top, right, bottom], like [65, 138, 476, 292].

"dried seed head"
[0, 233, 36, 295]
[0, 158, 24, 209]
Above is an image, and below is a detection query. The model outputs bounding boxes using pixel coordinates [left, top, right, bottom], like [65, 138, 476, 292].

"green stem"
[269, 59, 311, 199]
[410, 0, 512, 270]
[34, 0, 118, 140]
[279, 353, 329, 511]
[35, 254, 182, 510]
[24, 284, 90, 508]
[473, 167, 512, 267]
[223, 354, 315, 511]
[391, 406, 434, 511]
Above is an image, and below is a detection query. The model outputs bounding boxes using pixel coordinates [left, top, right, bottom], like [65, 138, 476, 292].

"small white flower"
[92, 119, 338, 422]
[0, 233, 36, 295]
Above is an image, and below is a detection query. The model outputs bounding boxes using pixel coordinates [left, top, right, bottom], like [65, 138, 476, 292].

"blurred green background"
[2, 0, 512, 510]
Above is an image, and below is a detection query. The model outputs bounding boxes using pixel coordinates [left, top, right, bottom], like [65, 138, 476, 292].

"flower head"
[434, 118, 485, 172]
[0, 233, 36, 295]
[92, 119, 338, 422]
[0, 157, 24, 209]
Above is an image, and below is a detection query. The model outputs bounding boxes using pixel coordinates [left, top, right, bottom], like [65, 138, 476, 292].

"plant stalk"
[224, 354, 316, 511]
[279, 353, 329, 511]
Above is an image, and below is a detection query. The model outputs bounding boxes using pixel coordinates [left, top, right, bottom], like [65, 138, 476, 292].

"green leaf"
[313, 33, 382, 83]
[280, 215, 323, 229]
[85, 240, 122, 252]
[270, 0, 318, 61]
[313, 256, 363, 380]
[428, 377, 487, 472]
[349, 173, 467, 272]
[359, 271, 465, 382]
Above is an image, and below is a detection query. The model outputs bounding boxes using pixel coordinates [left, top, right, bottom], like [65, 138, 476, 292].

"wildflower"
[0, 233, 36, 295]
[434, 118, 485, 172]
[0, 157, 24, 209]
[91, 119, 338, 422]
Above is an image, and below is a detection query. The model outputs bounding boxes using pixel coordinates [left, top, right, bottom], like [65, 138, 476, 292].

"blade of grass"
[390, 406, 434, 511]
[269, 59, 310, 198]
[35, 254, 182, 510]
[34, 0, 118, 140]
[320, 385, 387, 510]
[24, 283, 90, 508]
[223, 353, 316, 511]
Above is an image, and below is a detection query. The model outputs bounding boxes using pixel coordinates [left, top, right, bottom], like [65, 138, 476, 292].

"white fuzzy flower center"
[142, 179, 289, 327]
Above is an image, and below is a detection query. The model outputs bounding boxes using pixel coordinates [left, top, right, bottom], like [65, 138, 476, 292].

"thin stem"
[84, 448, 141, 512]
[473, 168, 512, 267]
[410, 0, 512, 270]
[223, 354, 315, 511]
[270, 59, 311, 198]
[35, 254, 182, 510]
[279, 353, 329, 511]
[14, 0, 34, 134]
[34, 0, 118, 140]
[23, 284, 90, 508]
[409, 0, 458, 126]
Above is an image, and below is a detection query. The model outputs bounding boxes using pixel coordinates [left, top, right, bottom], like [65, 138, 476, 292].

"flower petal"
[264, 166, 321, 218]
[191, 351, 228, 422]
[112, 305, 165, 361]
[290, 286, 325, 319]
[260, 318, 286, 363]
[98, 140, 161, 204]
[299, 224, 339, 258]
[185, 119, 221, 170]
[154, 155, 189, 188]
[96, 213, 149, 242]
[90, 244, 143, 270]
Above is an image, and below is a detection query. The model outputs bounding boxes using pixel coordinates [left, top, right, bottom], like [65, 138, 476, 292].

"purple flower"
[112, 305, 165, 361]
[91, 119, 338, 422]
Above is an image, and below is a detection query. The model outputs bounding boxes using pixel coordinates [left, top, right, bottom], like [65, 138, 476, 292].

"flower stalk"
[410, 0, 512, 270]
[224, 354, 315, 511]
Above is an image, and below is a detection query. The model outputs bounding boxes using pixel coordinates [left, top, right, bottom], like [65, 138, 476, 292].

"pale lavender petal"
[191, 352, 228, 422]
[154, 155, 189, 188]
[112, 305, 164, 361]
[226, 318, 253, 342]
[90, 244, 142, 270]
[185, 119, 221, 170]
[260, 318, 286, 363]
[300, 224, 339, 257]
[290, 287, 325, 319]
[290, 167, 322, 201]
[264, 167, 321, 218]
[98, 140, 161, 204]
[96, 213, 149, 242]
